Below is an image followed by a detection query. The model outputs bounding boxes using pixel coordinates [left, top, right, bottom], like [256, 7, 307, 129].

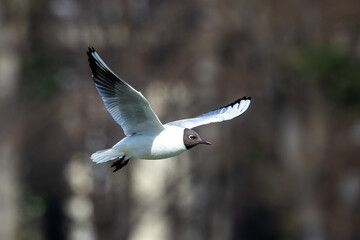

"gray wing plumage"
[87, 47, 164, 136]
[165, 97, 251, 129]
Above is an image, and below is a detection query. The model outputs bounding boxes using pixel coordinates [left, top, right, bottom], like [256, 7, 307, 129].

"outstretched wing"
[87, 47, 164, 136]
[165, 97, 251, 129]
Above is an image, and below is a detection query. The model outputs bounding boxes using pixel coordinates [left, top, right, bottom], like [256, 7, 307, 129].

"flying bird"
[87, 47, 251, 172]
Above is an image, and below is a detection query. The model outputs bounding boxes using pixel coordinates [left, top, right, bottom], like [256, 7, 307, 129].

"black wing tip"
[239, 96, 251, 101]
[230, 96, 251, 106]
[210, 96, 251, 112]
[87, 48, 98, 75]
[87, 47, 96, 59]
[87, 46, 96, 54]
[86, 47, 124, 88]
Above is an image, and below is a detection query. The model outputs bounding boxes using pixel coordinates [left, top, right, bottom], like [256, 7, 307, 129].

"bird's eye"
[189, 135, 196, 140]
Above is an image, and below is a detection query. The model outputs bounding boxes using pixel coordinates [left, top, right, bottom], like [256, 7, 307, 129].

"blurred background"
[1, 0, 360, 239]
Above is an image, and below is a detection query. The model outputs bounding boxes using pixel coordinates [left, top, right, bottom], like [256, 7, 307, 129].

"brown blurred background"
[1, 0, 360, 239]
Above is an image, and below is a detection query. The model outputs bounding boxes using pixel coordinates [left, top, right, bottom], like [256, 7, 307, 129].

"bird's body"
[101, 125, 186, 160]
[87, 47, 251, 171]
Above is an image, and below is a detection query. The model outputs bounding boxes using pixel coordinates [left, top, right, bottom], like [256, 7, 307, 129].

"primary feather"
[165, 97, 251, 129]
[87, 47, 164, 136]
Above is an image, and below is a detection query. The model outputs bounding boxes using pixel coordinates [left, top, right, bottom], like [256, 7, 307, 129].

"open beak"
[200, 140, 212, 145]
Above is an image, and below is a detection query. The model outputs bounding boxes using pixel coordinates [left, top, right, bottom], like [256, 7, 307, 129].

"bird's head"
[183, 128, 211, 150]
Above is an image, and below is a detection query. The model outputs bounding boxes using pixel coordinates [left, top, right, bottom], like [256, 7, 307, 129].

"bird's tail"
[91, 148, 122, 164]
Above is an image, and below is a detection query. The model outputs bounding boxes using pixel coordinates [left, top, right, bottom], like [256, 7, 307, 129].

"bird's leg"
[110, 156, 130, 172]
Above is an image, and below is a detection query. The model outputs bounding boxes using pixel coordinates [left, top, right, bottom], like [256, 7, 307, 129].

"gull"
[87, 47, 251, 171]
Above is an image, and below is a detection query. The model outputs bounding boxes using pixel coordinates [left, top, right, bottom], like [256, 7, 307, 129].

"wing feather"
[165, 97, 251, 129]
[87, 47, 164, 136]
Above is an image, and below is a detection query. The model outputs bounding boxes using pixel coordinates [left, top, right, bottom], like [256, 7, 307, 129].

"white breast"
[114, 126, 186, 160]
[149, 125, 186, 159]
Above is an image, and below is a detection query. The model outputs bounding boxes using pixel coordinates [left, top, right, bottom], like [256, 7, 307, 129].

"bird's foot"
[110, 156, 130, 172]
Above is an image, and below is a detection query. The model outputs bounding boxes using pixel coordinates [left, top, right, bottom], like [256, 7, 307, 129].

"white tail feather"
[91, 148, 122, 164]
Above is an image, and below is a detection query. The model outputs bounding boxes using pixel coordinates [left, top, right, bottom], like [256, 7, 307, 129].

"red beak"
[200, 140, 212, 145]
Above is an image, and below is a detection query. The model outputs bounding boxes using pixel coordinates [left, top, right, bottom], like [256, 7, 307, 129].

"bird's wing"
[165, 97, 251, 129]
[87, 47, 164, 136]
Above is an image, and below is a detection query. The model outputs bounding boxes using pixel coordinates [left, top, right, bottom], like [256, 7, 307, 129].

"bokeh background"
[1, 0, 360, 239]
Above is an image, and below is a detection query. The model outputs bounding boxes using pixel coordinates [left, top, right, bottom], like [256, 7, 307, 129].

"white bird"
[87, 47, 251, 171]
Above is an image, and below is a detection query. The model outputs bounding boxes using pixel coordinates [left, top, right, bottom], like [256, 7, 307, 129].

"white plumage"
[87, 47, 251, 171]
